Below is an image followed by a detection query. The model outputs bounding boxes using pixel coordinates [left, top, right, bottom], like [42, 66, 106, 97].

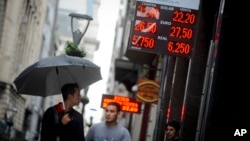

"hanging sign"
[101, 94, 142, 113]
[136, 79, 160, 104]
[128, 0, 200, 58]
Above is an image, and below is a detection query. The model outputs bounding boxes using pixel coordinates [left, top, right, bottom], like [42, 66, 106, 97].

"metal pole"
[153, 55, 168, 141]
[195, 1, 225, 140]
[194, 40, 214, 141]
[139, 55, 159, 141]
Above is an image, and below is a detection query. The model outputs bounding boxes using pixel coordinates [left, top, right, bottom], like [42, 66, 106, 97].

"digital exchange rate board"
[128, 0, 199, 58]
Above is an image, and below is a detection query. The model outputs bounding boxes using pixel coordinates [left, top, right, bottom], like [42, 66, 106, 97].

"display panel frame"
[128, 1, 199, 58]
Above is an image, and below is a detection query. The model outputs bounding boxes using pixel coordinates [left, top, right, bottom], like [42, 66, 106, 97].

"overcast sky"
[84, 0, 120, 124]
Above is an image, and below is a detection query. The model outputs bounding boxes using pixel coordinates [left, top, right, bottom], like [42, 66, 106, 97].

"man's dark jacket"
[40, 103, 85, 141]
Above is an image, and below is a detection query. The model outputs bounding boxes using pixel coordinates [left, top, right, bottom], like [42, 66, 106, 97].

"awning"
[125, 47, 156, 65]
[115, 59, 138, 92]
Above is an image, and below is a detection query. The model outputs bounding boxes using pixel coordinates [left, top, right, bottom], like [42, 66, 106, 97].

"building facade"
[0, 0, 52, 140]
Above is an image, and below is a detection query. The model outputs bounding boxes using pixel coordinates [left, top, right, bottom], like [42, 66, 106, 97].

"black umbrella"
[14, 55, 102, 97]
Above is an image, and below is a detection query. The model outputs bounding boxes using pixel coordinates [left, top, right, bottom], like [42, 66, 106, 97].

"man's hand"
[61, 113, 71, 125]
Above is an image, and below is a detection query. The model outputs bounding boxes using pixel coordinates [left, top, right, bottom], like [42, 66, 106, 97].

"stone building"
[0, 0, 57, 140]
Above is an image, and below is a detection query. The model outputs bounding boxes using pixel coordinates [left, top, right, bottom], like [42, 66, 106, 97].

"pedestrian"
[165, 120, 181, 141]
[40, 83, 85, 141]
[85, 101, 132, 141]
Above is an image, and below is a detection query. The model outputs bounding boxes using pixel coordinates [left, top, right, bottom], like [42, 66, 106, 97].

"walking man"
[85, 101, 131, 141]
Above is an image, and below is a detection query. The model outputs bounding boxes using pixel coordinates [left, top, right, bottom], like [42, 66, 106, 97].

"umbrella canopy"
[14, 55, 102, 97]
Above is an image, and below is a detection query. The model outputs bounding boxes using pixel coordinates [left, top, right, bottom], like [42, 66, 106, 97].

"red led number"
[172, 11, 196, 25]
[134, 20, 157, 34]
[132, 35, 155, 48]
[170, 26, 193, 39]
[167, 41, 190, 55]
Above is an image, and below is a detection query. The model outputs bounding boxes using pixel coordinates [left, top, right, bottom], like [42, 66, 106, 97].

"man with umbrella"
[13, 55, 102, 141]
[40, 83, 85, 141]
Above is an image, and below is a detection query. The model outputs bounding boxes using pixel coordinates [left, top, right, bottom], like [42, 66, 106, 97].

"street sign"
[128, 0, 200, 58]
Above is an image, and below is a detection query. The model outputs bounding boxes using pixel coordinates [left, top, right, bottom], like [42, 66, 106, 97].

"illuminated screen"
[101, 94, 142, 113]
[129, 1, 198, 58]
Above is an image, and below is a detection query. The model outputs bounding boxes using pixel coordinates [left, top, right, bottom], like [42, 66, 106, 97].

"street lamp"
[68, 13, 92, 116]
[69, 13, 93, 45]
